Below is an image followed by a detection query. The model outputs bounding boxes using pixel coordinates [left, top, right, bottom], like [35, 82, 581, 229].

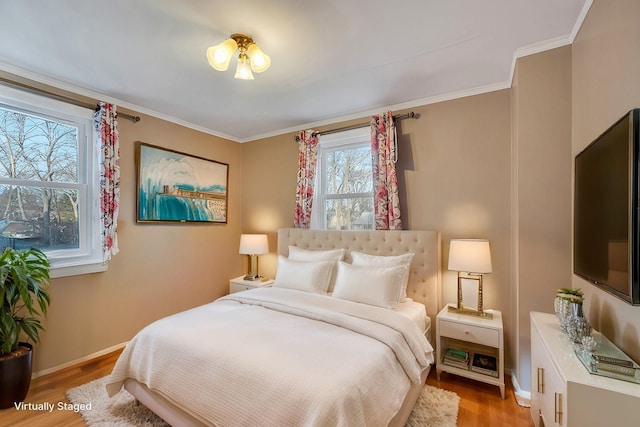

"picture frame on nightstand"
[460, 276, 480, 311]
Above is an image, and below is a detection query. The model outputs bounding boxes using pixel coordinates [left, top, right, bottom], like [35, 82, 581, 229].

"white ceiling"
[0, 0, 589, 142]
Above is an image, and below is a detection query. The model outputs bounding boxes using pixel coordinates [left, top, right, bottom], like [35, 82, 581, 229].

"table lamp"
[448, 239, 492, 318]
[239, 234, 268, 281]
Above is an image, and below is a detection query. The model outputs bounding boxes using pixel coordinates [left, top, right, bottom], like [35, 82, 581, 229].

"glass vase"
[566, 302, 592, 343]
[554, 296, 571, 332]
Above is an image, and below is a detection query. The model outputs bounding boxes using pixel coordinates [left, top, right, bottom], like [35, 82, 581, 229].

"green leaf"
[18, 317, 42, 343]
[0, 247, 50, 355]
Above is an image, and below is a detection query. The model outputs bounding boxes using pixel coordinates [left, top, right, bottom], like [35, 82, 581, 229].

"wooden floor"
[0, 349, 123, 427]
[426, 370, 533, 427]
[1, 349, 533, 427]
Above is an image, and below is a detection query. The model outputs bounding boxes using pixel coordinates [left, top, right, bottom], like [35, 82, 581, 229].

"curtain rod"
[294, 112, 417, 142]
[0, 76, 141, 123]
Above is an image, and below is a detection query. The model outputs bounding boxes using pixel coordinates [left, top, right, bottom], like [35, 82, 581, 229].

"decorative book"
[592, 354, 634, 368]
[444, 348, 469, 361]
[596, 362, 636, 377]
[471, 353, 498, 377]
[442, 348, 470, 370]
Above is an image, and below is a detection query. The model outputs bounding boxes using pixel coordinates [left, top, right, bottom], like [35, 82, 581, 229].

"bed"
[106, 228, 442, 426]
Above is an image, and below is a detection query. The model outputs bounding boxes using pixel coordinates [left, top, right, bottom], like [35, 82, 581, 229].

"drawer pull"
[537, 367, 544, 393]
[554, 392, 563, 424]
[464, 330, 470, 334]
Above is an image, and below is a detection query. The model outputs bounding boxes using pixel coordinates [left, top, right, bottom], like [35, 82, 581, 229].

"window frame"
[0, 84, 105, 278]
[311, 126, 374, 230]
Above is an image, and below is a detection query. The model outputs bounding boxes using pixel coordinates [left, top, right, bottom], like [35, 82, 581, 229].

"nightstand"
[436, 304, 505, 398]
[229, 276, 274, 294]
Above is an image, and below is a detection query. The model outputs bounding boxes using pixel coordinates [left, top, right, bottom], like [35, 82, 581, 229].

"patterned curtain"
[294, 130, 319, 228]
[371, 111, 402, 230]
[93, 102, 120, 261]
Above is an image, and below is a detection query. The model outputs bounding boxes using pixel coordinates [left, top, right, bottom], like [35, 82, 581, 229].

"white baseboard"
[511, 371, 531, 407]
[32, 341, 128, 379]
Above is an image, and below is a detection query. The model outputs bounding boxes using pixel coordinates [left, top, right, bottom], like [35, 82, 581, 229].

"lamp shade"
[234, 55, 255, 80]
[206, 38, 238, 71]
[239, 234, 268, 255]
[247, 43, 271, 73]
[448, 239, 492, 274]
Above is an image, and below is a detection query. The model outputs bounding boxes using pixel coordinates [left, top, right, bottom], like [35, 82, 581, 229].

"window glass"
[0, 107, 80, 250]
[312, 127, 374, 230]
[0, 85, 103, 277]
[324, 145, 372, 194]
[323, 197, 373, 230]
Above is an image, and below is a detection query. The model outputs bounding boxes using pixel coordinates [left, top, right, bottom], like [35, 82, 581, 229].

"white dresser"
[530, 312, 640, 427]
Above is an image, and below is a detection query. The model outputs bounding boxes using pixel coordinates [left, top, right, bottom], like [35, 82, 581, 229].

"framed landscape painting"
[136, 142, 228, 223]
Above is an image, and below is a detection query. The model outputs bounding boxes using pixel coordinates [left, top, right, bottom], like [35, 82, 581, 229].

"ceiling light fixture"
[206, 33, 271, 80]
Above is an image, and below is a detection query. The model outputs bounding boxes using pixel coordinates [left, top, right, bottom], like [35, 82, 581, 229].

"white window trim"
[311, 126, 372, 230]
[0, 84, 105, 277]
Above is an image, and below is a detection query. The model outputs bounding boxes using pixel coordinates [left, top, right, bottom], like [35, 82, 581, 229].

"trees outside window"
[0, 107, 80, 250]
[313, 127, 374, 230]
[0, 85, 102, 276]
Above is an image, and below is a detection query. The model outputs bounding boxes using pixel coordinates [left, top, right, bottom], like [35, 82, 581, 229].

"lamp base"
[243, 274, 263, 281]
[448, 305, 494, 319]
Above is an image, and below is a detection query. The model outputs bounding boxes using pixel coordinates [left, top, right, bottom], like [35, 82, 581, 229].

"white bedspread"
[106, 287, 434, 427]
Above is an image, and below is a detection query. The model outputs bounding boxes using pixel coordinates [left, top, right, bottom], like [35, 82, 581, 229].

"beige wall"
[240, 135, 298, 270]
[398, 93, 512, 317]
[572, 0, 640, 362]
[242, 92, 514, 366]
[511, 46, 573, 392]
[34, 112, 244, 372]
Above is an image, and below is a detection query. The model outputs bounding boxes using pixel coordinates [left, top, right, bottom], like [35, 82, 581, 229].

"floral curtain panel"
[93, 102, 120, 261]
[371, 111, 402, 230]
[294, 130, 319, 228]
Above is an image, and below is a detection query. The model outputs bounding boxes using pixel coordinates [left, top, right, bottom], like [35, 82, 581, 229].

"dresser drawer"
[439, 319, 500, 347]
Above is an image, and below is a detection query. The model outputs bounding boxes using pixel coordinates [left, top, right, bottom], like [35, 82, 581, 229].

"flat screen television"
[574, 108, 640, 305]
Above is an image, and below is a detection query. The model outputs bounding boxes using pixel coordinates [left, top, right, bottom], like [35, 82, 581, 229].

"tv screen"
[574, 109, 640, 305]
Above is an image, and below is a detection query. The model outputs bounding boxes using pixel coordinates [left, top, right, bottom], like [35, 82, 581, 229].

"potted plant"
[0, 247, 51, 409]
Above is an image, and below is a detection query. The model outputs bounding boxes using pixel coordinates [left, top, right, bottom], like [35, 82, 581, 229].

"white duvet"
[106, 287, 434, 427]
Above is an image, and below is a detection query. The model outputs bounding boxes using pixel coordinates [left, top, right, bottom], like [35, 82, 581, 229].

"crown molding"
[241, 80, 511, 143]
[506, 0, 592, 88]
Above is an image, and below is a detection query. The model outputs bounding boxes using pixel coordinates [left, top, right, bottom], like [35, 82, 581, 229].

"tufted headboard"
[277, 228, 442, 331]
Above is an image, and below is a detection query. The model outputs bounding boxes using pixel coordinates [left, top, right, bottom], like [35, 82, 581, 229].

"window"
[311, 127, 374, 230]
[0, 85, 104, 277]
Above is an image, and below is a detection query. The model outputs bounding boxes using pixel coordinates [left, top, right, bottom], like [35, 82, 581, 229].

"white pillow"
[350, 252, 414, 302]
[332, 262, 407, 309]
[288, 246, 345, 262]
[288, 246, 345, 292]
[273, 256, 334, 294]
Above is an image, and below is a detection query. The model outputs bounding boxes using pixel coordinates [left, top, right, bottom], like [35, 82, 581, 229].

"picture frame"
[449, 272, 493, 319]
[460, 276, 480, 311]
[136, 142, 229, 223]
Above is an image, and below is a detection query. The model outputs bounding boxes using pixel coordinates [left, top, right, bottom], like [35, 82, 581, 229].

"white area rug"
[67, 377, 459, 427]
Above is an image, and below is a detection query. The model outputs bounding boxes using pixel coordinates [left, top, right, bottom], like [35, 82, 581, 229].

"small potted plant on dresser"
[0, 247, 51, 409]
